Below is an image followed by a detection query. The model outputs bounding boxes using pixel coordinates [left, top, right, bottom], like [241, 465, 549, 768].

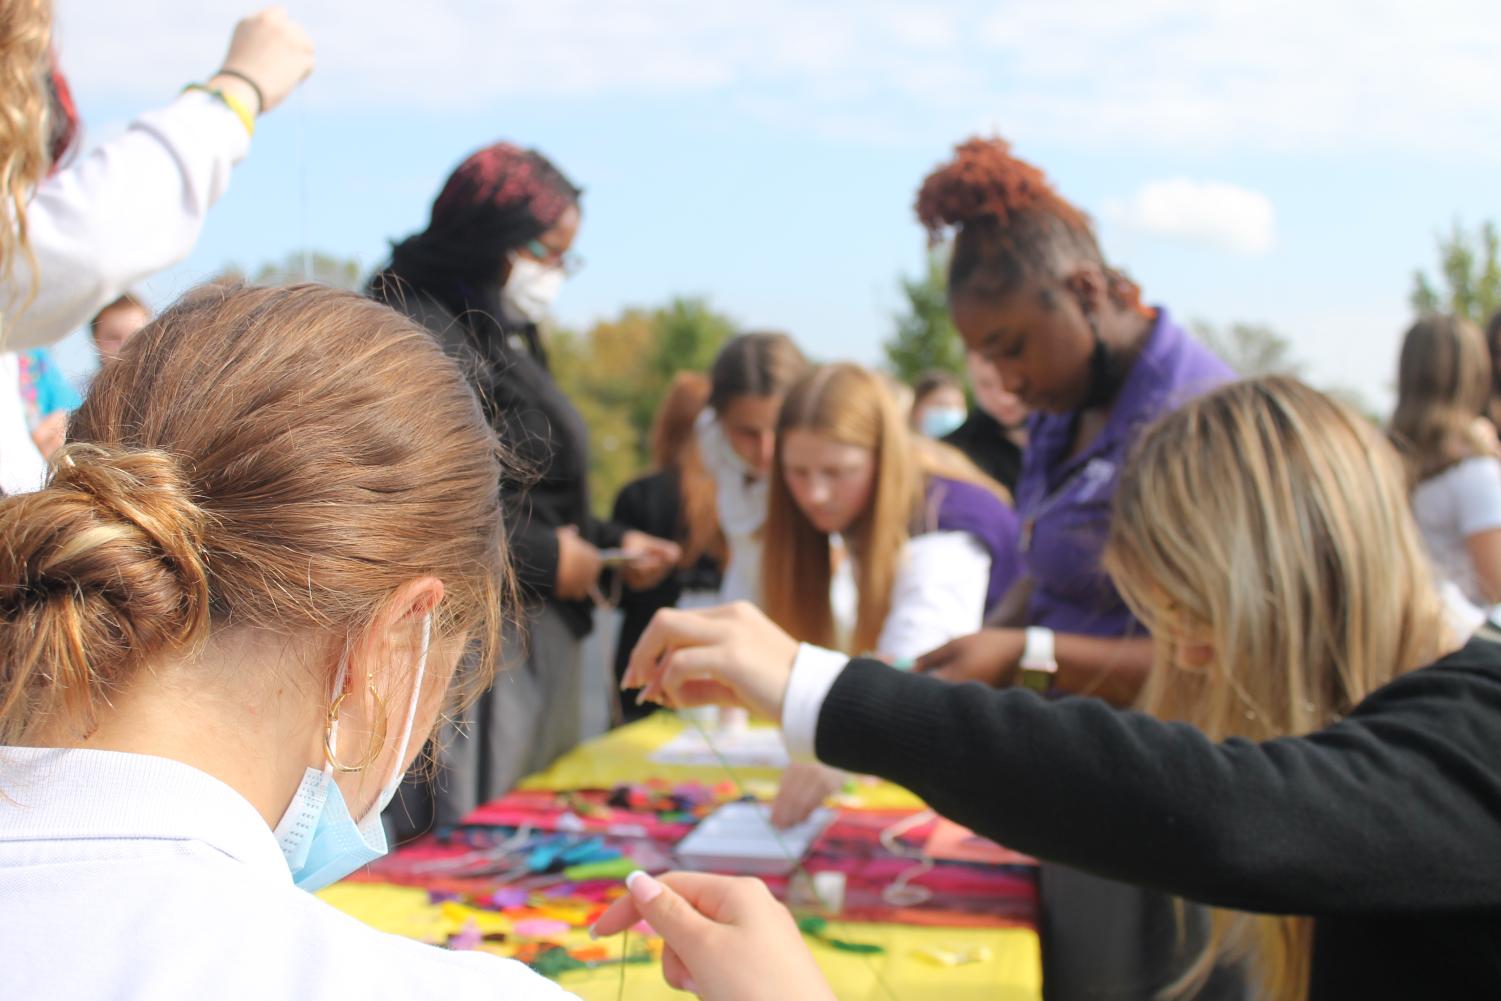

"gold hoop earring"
[322, 682, 390, 773]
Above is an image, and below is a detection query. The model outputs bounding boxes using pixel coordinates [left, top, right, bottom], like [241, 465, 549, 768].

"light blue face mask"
[921, 406, 967, 440]
[272, 614, 432, 891]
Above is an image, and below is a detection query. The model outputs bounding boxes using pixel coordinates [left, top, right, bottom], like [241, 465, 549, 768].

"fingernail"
[587, 923, 599, 940]
[625, 869, 663, 904]
[683, 978, 701, 995]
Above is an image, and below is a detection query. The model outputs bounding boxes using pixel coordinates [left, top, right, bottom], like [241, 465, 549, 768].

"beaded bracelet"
[182, 83, 255, 137]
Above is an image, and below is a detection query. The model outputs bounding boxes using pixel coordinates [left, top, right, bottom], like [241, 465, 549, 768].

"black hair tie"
[215, 68, 265, 116]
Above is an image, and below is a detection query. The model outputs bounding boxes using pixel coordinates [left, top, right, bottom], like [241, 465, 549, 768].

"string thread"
[681, 712, 899, 1001]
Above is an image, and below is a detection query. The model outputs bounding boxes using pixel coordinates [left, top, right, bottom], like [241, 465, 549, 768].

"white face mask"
[272, 614, 432, 891]
[501, 255, 566, 325]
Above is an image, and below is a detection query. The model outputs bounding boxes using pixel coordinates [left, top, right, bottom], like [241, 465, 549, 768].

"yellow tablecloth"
[519, 713, 928, 810]
[325, 714, 1041, 1000]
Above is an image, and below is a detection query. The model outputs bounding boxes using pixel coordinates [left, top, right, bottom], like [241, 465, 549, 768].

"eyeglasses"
[522, 238, 585, 277]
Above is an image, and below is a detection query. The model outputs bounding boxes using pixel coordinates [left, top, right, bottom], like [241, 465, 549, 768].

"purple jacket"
[923, 476, 1023, 614]
[1016, 308, 1232, 636]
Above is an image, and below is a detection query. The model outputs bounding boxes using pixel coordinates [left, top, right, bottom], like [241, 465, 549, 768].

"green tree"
[632, 297, 737, 445]
[1192, 320, 1300, 377]
[1193, 319, 1381, 423]
[550, 296, 737, 516]
[884, 247, 965, 384]
[1411, 220, 1501, 325]
[222, 251, 366, 290]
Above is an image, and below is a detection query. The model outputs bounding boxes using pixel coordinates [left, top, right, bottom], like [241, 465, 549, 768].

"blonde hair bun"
[0, 444, 211, 730]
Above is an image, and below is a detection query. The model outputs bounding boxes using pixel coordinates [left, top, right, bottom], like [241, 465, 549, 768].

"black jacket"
[383, 290, 623, 638]
[611, 469, 722, 714]
[815, 638, 1501, 999]
[943, 408, 1023, 495]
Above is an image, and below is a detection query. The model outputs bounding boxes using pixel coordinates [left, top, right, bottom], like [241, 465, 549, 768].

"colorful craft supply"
[797, 915, 886, 954]
[562, 857, 638, 882]
[334, 715, 1035, 992]
[490, 888, 528, 908]
[447, 919, 484, 951]
[438, 901, 512, 936]
[914, 944, 995, 967]
[528, 946, 586, 979]
[513, 918, 572, 938]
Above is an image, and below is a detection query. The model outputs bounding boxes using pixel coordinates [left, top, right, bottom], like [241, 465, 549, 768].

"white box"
[675, 801, 835, 876]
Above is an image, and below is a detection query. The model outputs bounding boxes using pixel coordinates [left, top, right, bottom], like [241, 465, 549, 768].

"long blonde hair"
[1389, 314, 1493, 484]
[763, 363, 1007, 654]
[0, 0, 54, 303]
[1105, 376, 1452, 1001]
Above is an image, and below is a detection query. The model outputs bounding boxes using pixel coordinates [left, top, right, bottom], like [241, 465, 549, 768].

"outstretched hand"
[621, 602, 800, 721]
[619, 530, 682, 591]
[592, 871, 835, 1001]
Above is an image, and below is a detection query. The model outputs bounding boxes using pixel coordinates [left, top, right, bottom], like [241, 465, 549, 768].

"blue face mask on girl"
[921, 406, 967, 440]
[272, 614, 432, 891]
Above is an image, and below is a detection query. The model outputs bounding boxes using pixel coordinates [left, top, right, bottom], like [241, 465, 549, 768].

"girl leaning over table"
[0, 284, 834, 1001]
[625, 375, 1501, 1001]
[696, 331, 812, 608]
[900, 135, 1239, 999]
[758, 362, 1021, 826]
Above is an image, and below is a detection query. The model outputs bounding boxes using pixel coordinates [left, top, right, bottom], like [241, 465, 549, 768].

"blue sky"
[52, 0, 1501, 411]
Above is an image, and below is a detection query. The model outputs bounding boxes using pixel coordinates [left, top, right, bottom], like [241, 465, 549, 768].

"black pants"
[1040, 864, 1251, 1001]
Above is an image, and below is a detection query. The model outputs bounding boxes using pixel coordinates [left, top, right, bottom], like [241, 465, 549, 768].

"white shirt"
[0, 352, 46, 493]
[0, 91, 249, 495]
[0, 746, 576, 1001]
[697, 411, 769, 606]
[1412, 456, 1501, 609]
[0, 90, 250, 351]
[781, 644, 850, 761]
[830, 531, 992, 659]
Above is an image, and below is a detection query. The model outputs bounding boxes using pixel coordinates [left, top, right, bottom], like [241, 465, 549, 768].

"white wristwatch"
[1019, 626, 1058, 693]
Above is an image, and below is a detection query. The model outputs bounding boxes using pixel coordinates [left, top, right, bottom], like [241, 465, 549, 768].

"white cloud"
[1105, 179, 1277, 256]
[51, 0, 1501, 158]
[975, 0, 1501, 158]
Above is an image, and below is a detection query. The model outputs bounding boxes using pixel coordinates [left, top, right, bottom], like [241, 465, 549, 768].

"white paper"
[675, 801, 835, 875]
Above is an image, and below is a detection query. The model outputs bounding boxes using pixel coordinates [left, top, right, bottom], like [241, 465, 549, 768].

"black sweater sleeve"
[581, 513, 628, 551]
[815, 642, 1501, 916]
[503, 497, 561, 598]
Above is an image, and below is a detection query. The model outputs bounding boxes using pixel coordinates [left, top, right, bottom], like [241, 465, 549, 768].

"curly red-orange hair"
[916, 137, 1091, 241]
[916, 136, 1143, 313]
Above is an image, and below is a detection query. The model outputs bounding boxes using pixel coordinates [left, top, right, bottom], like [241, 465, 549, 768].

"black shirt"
[815, 638, 1501, 999]
[944, 408, 1023, 495]
[611, 469, 722, 719]
[379, 289, 623, 638]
